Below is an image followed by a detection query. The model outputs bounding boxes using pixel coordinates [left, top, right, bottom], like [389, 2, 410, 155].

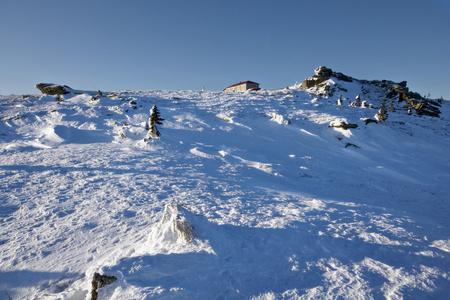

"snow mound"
[431, 240, 450, 253]
[269, 112, 290, 125]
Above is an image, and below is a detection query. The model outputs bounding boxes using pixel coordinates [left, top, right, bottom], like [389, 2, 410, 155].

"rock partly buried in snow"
[35, 83, 73, 95]
[329, 119, 358, 130]
[161, 203, 195, 243]
[91, 273, 117, 300]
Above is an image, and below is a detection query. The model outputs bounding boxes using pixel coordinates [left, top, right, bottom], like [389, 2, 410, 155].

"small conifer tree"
[145, 105, 164, 141]
[91, 90, 103, 101]
[389, 101, 396, 112]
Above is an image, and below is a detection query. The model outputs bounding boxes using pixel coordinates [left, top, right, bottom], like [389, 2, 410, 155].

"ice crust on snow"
[0, 81, 449, 299]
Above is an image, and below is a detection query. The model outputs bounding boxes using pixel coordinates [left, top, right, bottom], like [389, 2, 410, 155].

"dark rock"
[35, 83, 73, 95]
[314, 66, 333, 77]
[363, 118, 378, 125]
[91, 273, 117, 300]
[345, 143, 360, 148]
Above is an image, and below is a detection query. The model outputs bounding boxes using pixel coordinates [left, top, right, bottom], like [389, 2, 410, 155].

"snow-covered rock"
[160, 203, 195, 243]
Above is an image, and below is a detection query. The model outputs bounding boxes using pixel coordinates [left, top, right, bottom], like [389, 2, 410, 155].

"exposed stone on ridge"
[314, 66, 333, 78]
[300, 66, 331, 90]
[35, 83, 73, 95]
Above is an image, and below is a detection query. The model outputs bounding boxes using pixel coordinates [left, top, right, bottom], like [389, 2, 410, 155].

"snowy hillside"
[1, 72, 449, 299]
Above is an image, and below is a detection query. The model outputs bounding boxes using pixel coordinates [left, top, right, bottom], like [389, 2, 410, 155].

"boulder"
[301, 66, 335, 90]
[300, 76, 326, 90]
[314, 66, 333, 77]
[35, 83, 73, 95]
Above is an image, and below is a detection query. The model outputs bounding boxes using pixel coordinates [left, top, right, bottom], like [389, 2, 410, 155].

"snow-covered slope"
[0, 77, 449, 299]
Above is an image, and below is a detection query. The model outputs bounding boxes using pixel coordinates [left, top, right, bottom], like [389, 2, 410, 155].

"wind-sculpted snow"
[0, 87, 449, 299]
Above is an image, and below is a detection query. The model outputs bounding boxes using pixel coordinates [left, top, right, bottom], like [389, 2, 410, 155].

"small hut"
[223, 81, 260, 92]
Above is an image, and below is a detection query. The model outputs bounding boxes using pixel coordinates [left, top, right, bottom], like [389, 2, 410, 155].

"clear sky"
[1, 0, 449, 99]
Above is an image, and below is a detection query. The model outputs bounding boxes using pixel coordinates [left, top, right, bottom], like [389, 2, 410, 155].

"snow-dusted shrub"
[55, 94, 63, 104]
[90, 90, 103, 101]
[389, 101, 396, 112]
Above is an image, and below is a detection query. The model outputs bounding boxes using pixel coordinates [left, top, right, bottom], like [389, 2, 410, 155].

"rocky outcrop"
[300, 66, 441, 117]
[389, 85, 441, 117]
[300, 66, 354, 96]
[314, 66, 333, 78]
[35, 83, 73, 95]
[300, 66, 408, 94]
[300, 66, 332, 90]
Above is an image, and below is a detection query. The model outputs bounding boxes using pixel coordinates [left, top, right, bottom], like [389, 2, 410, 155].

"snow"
[0, 82, 449, 299]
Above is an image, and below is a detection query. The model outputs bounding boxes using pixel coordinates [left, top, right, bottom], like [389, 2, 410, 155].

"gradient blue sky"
[1, 0, 449, 99]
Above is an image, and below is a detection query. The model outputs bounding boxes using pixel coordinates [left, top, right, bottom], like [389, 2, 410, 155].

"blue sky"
[1, 0, 449, 99]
